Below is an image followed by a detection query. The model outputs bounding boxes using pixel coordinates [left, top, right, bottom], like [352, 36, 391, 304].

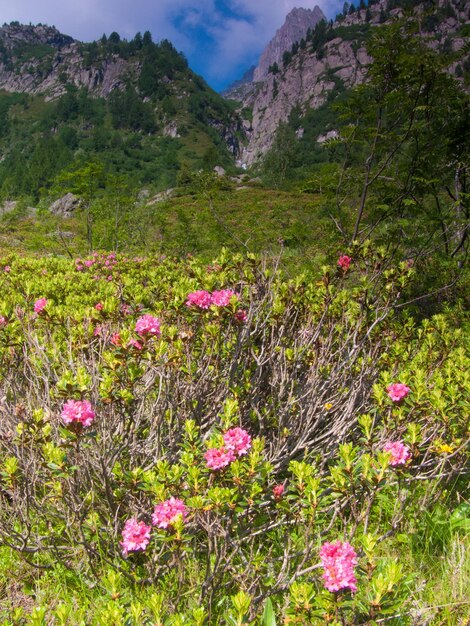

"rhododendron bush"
[0, 245, 468, 623]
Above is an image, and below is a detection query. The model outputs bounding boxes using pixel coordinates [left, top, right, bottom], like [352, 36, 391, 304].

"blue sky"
[0, 0, 343, 90]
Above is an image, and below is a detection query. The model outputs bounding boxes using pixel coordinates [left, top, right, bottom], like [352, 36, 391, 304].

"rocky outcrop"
[253, 7, 325, 82]
[240, 37, 370, 165]
[0, 24, 135, 100]
[231, 0, 469, 166]
[49, 193, 81, 217]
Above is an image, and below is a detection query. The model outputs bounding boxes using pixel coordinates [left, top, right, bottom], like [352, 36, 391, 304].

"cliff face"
[232, 0, 469, 166]
[0, 24, 135, 100]
[253, 6, 326, 81]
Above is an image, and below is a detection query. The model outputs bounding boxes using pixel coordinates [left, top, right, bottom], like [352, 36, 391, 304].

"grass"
[0, 186, 342, 272]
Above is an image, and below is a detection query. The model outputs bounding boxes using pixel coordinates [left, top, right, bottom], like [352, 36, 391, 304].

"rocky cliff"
[0, 23, 138, 100]
[253, 6, 326, 82]
[228, 0, 469, 166]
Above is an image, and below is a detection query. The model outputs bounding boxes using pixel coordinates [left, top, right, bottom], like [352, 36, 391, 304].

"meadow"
[0, 246, 468, 624]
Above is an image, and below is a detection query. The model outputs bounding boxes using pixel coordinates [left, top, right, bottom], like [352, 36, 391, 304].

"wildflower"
[324, 403, 333, 411]
[110, 333, 121, 346]
[84, 260, 94, 268]
[93, 325, 103, 337]
[204, 447, 236, 470]
[273, 484, 285, 500]
[34, 298, 47, 314]
[127, 338, 143, 350]
[320, 540, 358, 593]
[152, 497, 187, 529]
[4, 265, 11, 273]
[186, 290, 212, 309]
[211, 289, 236, 307]
[386, 383, 411, 402]
[383, 441, 411, 466]
[61, 399, 95, 428]
[94, 302, 103, 311]
[0, 315, 7, 329]
[223, 427, 252, 457]
[338, 255, 352, 271]
[235, 309, 247, 323]
[135, 314, 161, 338]
[120, 518, 151, 556]
[435, 442, 454, 455]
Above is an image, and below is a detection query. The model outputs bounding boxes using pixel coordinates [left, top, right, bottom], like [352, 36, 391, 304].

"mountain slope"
[227, 0, 469, 166]
[0, 23, 245, 198]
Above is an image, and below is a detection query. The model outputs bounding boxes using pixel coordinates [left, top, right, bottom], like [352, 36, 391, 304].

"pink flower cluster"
[34, 298, 47, 314]
[204, 447, 235, 470]
[135, 314, 161, 338]
[273, 484, 285, 500]
[186, 289, 236, 309]
[205, 427, 252, 470]
[120, 518, 151, 556]
[383, 441, 411, 466]
[320, 540, 358, 593]
[338, 255, 352, 271]
[61, 399, 95, 428]
[152, 497, 187, 529]
[75, 252, 119, 279]
[120, 496, 188, 556]
[0, 316, 7, 329]
[386, 383, 411, 402]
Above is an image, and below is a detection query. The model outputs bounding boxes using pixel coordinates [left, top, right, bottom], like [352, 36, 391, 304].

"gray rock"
[49, 193, 80, 217]
[214, 166, 226, 177]
[253, 7, 326, 82]
[148, 189, 174, 205]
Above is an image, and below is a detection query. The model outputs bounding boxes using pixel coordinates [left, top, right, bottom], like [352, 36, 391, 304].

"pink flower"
[135, 314, 161, 338]
[127, 339, 143, 350]
[61, 399, 95, 428]
[34, 298, 47, 314]
[235, 310, 247, 323]
[94, 303, 103, 311]
[320, 541, 358, 593]
[186, 290, 212, 309]
[211, 289, 236, 307]
[0, 316, 7, 329]
[204, 447, 236, 470]
[386, 383, 411, 402]
[223, 427, 252, 457]
[93, 325, 103, 337]
[338, 255, 352, 271]
[383, 441, 411, 466]
[120, 518, 151, 556]
[152, 497, 187, 529]
[110, 333, 121, 346]
[4, 265, 11, 273]
[273, 484, 285, 500]
[84, 260, 94, 268]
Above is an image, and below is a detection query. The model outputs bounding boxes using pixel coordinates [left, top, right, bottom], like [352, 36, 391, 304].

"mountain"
[225, 0, 469, 166]
[253, 6, 326, 82]
[0, 22, 245, 198]
[223, 7, 325, 99]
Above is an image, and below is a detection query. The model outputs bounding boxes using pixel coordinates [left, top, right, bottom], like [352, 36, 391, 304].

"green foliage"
[0, 247, 467, 622]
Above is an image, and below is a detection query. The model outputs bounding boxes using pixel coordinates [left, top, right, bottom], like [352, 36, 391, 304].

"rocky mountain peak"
[0, 22, 75, 51]
[253, 5, 325, 81]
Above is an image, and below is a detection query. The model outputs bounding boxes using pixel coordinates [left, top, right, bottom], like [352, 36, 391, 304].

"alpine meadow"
[0, 0, 469, 624]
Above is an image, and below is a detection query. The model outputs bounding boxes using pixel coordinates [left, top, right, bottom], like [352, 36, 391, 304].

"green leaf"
[262, 598, 277, 626]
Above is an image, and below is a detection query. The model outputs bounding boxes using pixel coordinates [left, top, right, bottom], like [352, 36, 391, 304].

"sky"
[0, 0, 343, 91]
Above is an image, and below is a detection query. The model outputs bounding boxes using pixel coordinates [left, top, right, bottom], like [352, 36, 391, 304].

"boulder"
[49, 193, 81, 217]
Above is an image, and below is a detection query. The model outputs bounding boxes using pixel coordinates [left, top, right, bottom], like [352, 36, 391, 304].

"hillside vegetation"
[0, 4, 468, 625]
